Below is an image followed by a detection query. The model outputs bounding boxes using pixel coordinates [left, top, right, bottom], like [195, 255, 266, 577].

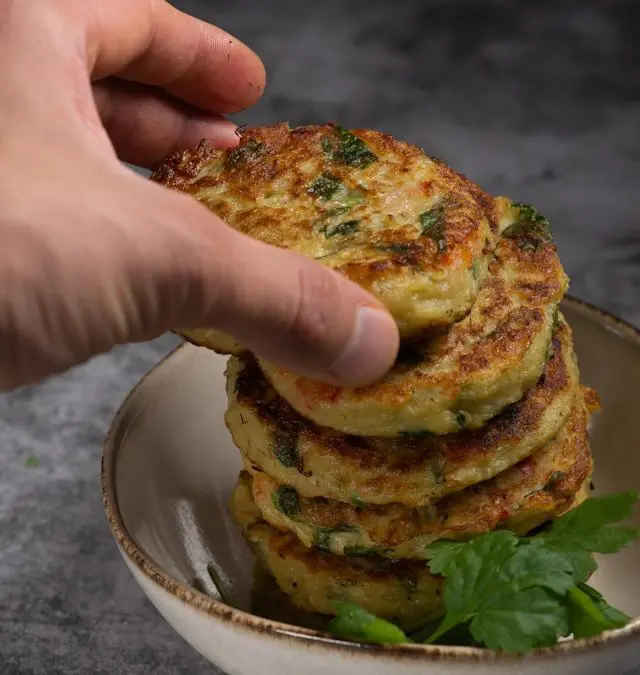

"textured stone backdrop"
[1, 1, 638, 673]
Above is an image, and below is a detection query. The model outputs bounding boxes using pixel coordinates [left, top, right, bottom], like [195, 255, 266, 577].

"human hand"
[0, 0, 399, 391]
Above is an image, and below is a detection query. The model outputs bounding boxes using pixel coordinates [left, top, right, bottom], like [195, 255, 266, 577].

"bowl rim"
[101, 295, 640, 663]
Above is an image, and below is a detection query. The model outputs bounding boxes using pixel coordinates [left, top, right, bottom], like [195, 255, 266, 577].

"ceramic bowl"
[101, 297, 640, 675]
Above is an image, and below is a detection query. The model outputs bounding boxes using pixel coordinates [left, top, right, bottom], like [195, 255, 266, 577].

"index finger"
[84, 0, 266, 114]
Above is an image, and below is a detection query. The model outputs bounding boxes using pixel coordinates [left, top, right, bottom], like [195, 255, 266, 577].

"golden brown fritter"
[231, 472, 590, 627]
[153, 123, 497, 337]
[259, 197, 568, 436]
[247, 391, 593, 559]
[225, 316, 579, 506]
[230, 473, 444, 628]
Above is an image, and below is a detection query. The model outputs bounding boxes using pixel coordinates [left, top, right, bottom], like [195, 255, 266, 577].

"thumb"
[141, 186, 400, 387]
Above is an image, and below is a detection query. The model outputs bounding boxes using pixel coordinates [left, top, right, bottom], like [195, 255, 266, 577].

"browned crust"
[151, 123, 496, 333]
[233, 320, 575, 500]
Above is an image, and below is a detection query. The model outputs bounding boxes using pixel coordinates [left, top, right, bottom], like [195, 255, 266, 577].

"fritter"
[231, 473, 590, 628]
[230, 472, 444, 629]
[259, 196, 568, 436]
[153, 123, 496, 337]
[246, 390, 593, 559]
[225, 316, 579, 506]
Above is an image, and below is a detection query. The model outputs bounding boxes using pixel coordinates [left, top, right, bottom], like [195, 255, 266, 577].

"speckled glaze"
[102, 298, 640, 675]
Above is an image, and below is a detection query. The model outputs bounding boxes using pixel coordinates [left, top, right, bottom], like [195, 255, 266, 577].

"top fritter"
[151, 123, 496, 336]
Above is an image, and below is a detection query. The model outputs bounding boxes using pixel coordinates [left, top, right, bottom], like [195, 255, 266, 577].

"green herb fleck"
[226, 139, 265, 168]
[308, 173, 343, 200]
[502, 202, 552, 250]
[272, 432, 301, 470]
[325, 220, 360, 238]
[419, 207, 446, 252]
[377, 243, 414, 255]
[272, 485, 302, 518]
[567, 584, 631, 639]
[351, 493, 366, 509]
[455, 411, 468, 429]
[325, 205, 351, 218]
[24, 456, 39, 468]
[314, 525, 358, 553]
[329, 603, 410, 644]
[324, 127, 378, 169]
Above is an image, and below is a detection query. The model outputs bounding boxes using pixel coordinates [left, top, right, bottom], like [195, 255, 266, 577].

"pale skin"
[0, 0, 399, 391]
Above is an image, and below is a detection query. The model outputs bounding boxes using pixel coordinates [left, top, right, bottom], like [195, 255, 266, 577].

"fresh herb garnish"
[24, 456, 39, 468]
[272, 485, 302, 518]
[326, 491, 640, 653]
[419, 207, 446, 252]
[325, 220, 360, 238]
[324, 127, 378, 169]
[226, 139, 265, 168]
[308, 173, 343, 200]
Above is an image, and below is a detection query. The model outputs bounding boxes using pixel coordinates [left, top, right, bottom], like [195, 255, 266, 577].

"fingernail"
[329, 306, 399, 387]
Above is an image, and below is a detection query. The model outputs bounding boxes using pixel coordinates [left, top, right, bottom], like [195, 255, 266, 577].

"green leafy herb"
[325, 220, 360, 238]
[344, 546, 381, 557]
[24, 456, 39, 468]
[419, 207, 447, 252]
[226, 139, 265, 168]
[377, 242, 414, 255]
[272, 485, 302, 518]
[567, 584, 630, 639]
[329, 603, 410, 644]
[324, 127, 378, 168]
[308, 173, 343, 200]
[326, 491, 640, 654]
[425, 531, 574, 652]
[314, 525, 358, 553]
[534, 490, 640, 582]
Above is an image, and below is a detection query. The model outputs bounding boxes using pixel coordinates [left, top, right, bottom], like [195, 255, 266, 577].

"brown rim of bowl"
[101, 296, 640, 663]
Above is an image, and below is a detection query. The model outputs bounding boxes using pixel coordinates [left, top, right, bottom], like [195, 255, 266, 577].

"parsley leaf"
[425, 531, 575, 652]
[534, 490, 640, 582]
[332, 127, 378, 168]
[328, 603, 410, 644]
[567, 584, 631, 639]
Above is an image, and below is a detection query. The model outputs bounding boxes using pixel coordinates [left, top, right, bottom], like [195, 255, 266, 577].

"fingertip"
[326, 305, 400, 387]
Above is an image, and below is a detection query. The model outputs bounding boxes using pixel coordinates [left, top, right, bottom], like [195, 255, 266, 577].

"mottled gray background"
[1, 1, 639, 673]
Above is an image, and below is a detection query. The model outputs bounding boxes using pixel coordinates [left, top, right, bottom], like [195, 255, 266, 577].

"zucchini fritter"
[230, 473, 444, 628]
[259, 197, 567, 436]
[225, 317, 578, 506]
[247, 391, 593, 559]
[153, 123, 496, 337]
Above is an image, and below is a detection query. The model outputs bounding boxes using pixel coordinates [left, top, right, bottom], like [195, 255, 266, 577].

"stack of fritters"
[152, 124, 596, 629]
